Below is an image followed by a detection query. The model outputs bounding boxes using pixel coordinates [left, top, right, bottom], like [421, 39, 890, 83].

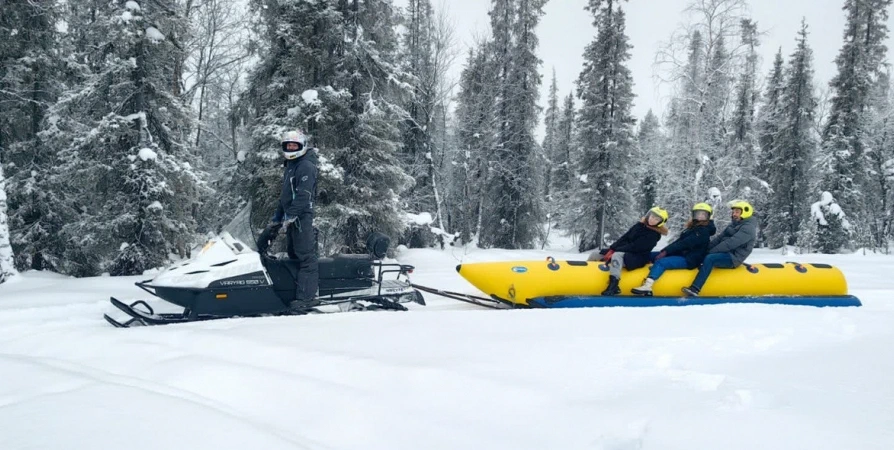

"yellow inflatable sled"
[455, 258, 861, 308]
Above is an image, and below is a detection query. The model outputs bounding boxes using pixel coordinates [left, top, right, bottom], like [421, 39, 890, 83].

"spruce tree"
[542, 69, 560, 199]
[242, 0, 413, 254]
[765, 20, 818, 248]
[634, 110, 665, 213]
[38, 0, 201, 276]
[820, 0, 893, 249]
[1, 0, 59, 271]
[570, 0, 637, 252]
[479, 0, 547, 249]
[452, 45, 496, 245]
[551, 93, 577, 229]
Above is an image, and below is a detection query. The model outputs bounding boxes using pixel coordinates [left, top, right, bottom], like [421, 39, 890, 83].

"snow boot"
[601, 276, 621, 296]
[289, 297, 321, 311]
[681, 286, 701, 297]
[631, 278, 655, 296]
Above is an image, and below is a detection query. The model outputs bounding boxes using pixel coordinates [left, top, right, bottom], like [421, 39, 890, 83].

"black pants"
[286, 215, 319, 301]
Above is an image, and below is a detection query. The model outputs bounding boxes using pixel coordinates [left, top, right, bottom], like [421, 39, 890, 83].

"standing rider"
[271, 130, 319, 309]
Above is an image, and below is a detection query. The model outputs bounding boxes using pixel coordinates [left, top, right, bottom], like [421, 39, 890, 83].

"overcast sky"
[397, 0, 894, 139]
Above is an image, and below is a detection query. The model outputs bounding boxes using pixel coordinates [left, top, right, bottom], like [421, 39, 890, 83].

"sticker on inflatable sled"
[511, 266, 529, 273]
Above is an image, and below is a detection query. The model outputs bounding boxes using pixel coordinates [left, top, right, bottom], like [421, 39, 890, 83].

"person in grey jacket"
[269, 130, 319, 309]
[682, 200, 757, 297]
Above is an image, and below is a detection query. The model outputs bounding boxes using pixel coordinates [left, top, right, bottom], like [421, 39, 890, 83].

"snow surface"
[1, 236, 894, 449]
[124, 1, 141, 11]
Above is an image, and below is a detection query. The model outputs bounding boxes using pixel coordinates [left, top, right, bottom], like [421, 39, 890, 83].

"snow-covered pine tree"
[570, 0, 637, 252]
[633, 110, 666, 214]
[551, 93, 576, 230]
[0, 163, 16, 283]
[864, 71, 894, 250]
[0, 0, 60, 272]
[452, 44, 496, 244]
[242, 0, 413, 255]
[479, 0, 547, 249]
[39, 0, 201, 276]
[755, 48, 785, 228]
[764, 20, 818, 249]
[542, 69, 560, 199]
[820, 0, 893, 250]
[725, 19, 761, 200]
[400, 0, 437, 221]
[811, 191, 851, 253]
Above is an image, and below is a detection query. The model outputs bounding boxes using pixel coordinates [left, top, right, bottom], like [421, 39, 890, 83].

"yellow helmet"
[646, 206, 669, 227]
[692, 202, 713, 220]
[728, 200, 754, 219]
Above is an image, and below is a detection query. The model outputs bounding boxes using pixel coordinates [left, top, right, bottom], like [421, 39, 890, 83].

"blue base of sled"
[527, 295, 862, 309]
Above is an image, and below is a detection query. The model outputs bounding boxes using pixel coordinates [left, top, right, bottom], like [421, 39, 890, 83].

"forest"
[1, 0, 892, 281]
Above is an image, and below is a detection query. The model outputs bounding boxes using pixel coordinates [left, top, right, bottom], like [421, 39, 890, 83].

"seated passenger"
[587, 207, 669, 296]
[681, 200, 757, 297]
[631, 203, 717, 296]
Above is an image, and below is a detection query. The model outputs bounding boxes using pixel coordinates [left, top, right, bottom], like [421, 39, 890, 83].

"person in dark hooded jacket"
[267, 130, 319, 309]
[631, 203, 717, 296]
[588, 207, 669, 295]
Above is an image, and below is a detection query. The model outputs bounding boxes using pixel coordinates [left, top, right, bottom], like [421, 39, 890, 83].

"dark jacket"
[604, 221, 666, 270]
[661, 220, 717, 269]
[708, 217, 757, 267]
[273, 150, 318, 222]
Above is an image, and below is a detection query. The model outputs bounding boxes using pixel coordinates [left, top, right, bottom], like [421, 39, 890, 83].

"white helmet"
[281, 130, 307, 159]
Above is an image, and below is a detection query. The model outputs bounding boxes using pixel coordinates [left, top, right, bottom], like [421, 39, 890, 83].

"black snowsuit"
[273, 151, 318, 302]
[660, 220, 717, 268]
[599, 221, 664, 270]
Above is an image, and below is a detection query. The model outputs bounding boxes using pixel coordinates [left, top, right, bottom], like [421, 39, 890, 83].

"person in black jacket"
[588, 207, 669, 295]
[681, 200, 758, 297]
[267, 130, 319, 309]
[631, 203, 717, 296]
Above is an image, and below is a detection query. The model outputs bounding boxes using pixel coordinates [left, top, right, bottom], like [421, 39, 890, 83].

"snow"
[147, 201, 163, 211]
[236, 150, 247, 162]
[301, 89, 320, 105]
[811, 191, 851, 229]
[121, 11, 133, 22]
[579, 174, 589, 183]
[138, 148, 157, 161]
[145, 27, 165, 43]
[125, 1, 141, 11]
[2, 239, 894, 449]
[406, 211, 433, 226]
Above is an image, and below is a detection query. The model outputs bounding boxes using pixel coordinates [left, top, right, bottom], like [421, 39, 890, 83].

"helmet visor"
[692, 210, 710, 221]
[646, 211, 663, 225]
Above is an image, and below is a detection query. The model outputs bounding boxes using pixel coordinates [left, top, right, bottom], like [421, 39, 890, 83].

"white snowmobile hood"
[149, 232, 269, 289]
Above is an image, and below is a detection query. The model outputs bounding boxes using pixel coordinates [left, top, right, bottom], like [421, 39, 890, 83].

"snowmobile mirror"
[366, 232, 390, 259]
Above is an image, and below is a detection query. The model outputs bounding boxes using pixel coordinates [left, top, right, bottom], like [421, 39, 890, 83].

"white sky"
[398, 0, 894, 138]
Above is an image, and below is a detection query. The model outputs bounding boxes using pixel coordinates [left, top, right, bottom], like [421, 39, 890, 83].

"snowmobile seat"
[263, 254, 376, 302]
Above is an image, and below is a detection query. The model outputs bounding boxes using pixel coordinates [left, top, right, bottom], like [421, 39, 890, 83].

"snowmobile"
[103, 229, 425, 328]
